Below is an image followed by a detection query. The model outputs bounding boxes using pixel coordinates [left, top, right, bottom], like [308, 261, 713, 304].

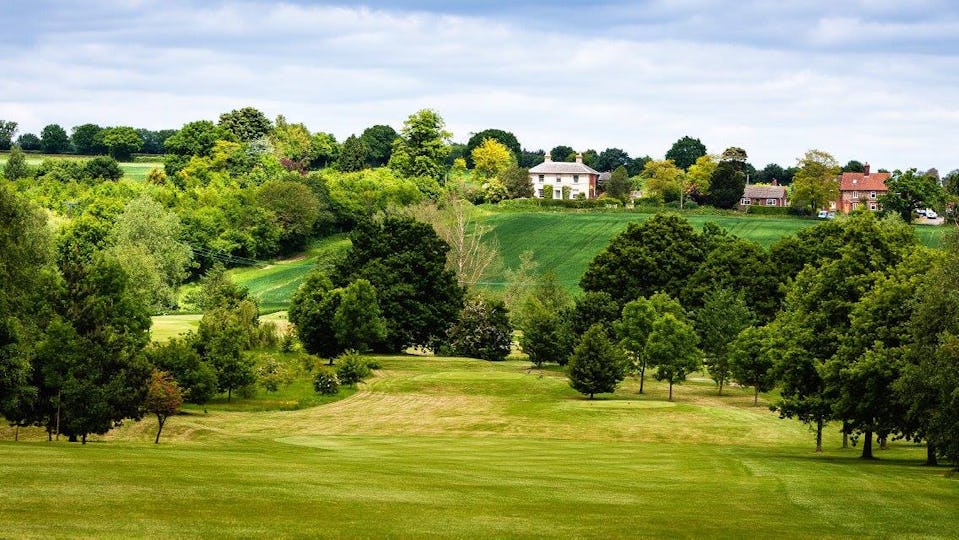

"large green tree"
[879, 168, 944, 222]
[101, 126, 143, 161]
[333, 215, 464, 352]
[665, 136, 707, 171]
[593, 148, 631, 173]
[706, 161, 746, 209]
[446, 296, 513, 362]
[646, 313, 701, 401]
[359, 124, 397, 167]
[71, 123, 107, 155]
[0, 120, 17, 150]
[388, 109, 452, 181]
[790, 150, 840, 214]
[289, 272, 342, 359]
[605, 165, 631, 202]
[218, 106, 273, 142]
[614, 293, 686, 394]
[2, 145, 31, 180]
[465, 129, 521, 168]
[728, 325, 777, 406]
[338, 134, 368, 172]
[567, 324, 627, 399]
[694, 288, 754, 395]
[333, 279, 387, 353]
[40, 124, 71, 154]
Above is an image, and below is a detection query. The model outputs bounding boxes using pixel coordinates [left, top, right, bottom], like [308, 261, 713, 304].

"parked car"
[817, 210, 828, 219]
[925, 209, 938, 219]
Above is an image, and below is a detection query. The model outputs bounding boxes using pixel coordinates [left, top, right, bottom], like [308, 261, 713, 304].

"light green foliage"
[605, 165, 631, 202]
[685, 154, 717, 197]
[309, 132, 339, 169]
[2, 145, 31, 180]
[646, 313, 701, 401]
[218, 106, 273, 142]
[269, 115, 313, 162]
[100, 126, 143, 161]
[334, 350, 372, 387]
[790, 149, 840, 214]
[567, 324, 627, 398]
[464, 129, 521, 168]
[333, 279, 387, 353]
[0, 119, 17, 150]
[388, 109, 451, 180]
[640, 159, 683, 203]
[728, 325, 777, 405]
[143, 336, 218, 405]
[256, 356, 294, 393]
[323, 167, 425, 225]
[256, 179, 322, 252]
[196, 299, 261, 401]
[109, 194, 194, 312]
[471, 137, 515, 179]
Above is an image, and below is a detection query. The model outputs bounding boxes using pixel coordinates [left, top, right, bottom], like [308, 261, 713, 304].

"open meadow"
[1, 355, 956, 538]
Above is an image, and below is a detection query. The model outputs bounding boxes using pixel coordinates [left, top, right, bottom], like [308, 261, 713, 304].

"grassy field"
[1, 355, 956, 538]
[0, 151, 161, 182]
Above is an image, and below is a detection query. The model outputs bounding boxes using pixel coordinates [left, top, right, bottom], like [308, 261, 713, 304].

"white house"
[528, 154, 600, 199]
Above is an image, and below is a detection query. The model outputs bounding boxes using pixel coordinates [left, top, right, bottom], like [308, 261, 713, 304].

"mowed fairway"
[2, 356, 956, 538]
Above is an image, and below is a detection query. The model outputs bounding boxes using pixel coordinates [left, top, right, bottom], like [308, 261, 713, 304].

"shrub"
[365, 358, 382, 370]
[256, 357, 293, 392]
[335, 350, 372, 386]
[312, 367, 340, 395]
[84, 156, 123, 181]
[745, 205, 790, 216]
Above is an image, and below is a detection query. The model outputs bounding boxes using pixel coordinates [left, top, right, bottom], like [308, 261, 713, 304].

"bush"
[312, 367, 340, 395]
[334, 350, 372, 386]
[745, 205, 791, 216]
[365, 358, 382, 370]
[84, 156, 123, 181]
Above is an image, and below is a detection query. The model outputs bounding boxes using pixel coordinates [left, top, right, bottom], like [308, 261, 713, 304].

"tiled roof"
[840, 172, 889, 192]
[529, 161, 600, 175]
[743, 185, 787, 199]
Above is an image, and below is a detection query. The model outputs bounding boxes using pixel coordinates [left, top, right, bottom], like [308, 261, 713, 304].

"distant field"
[0, 151, 161, 182]
[2, 355, 956, 538]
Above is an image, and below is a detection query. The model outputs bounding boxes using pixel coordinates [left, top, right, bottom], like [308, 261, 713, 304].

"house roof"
[840, 172, 889, 192]
[529, 161, 600, 175]
[743, 185, 787, 199]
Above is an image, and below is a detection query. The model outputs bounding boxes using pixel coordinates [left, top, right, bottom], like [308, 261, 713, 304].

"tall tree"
[465, 129, 521, 168]
[71, 124, 106, 155]
[614, 293, 686, 394]
[685, 154, 717, 201]
[145, 369, 183, 444]
[16, 133, 41, 151]
[695, 288, 754, 395]
[40, 124, 71, 154]
[0, 120, 17, 151]
[195, 300, 259, 401]
[333, 279, 387, 353]
[338, 134, 368, 172]
[218, 106, 273, 142]
[101, 126, 143, 161]
[549, 145, 575, 162]
[2, 145, 31, 180]
[471, 138, 515, 178]
[289, 271, 342, 359]
[360, 124, 397, 167]
[728, 325, 777, 405]
[500, 165, 533, 199]
[143, 337, 217, 405]
[605, 165, 631, 202]
[665, 136, 707, 171]
[646, 313, 701, 401]
[879, 168, 944, 222]
[446, 296, 513, 362]
[388, 109, 452, 181]
[790, 149, 840, 214]
[640, 159, 684, 203]
[256, 180, 322, 253]
[594, 148, 631, 172]
[567, 324, 627, 399]
[706, 161, 746, 209]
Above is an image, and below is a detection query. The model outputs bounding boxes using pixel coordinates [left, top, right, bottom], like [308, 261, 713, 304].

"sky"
[2, 0, 958, 172]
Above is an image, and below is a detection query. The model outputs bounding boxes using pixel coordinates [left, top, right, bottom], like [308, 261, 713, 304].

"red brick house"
[739, 184, 787, 210]
[835, 163, 889, 213]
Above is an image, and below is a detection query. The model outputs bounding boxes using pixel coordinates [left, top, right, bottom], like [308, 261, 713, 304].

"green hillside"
[2, 355, 956, 537]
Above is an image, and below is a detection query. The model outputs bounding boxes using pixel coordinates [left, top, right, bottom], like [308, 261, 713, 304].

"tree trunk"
[879, 435, 888, 450]
[861, 431, 874, 459]
[81, 433, 87, 445]
[753, 386, 759, 406]
[926, 442, 938, 466]
[155, 415, 166, 444]
[14, 425, 19, 442]
[842, 421, 849, 449]
[68, 433, 77, 443]
[589, 392, 594, 399]
[227, 387, 232, 403]
[815, 417, 823, 453]
[718, 378, 724, 396]
[638, 363, 646, 394]
[668, 382, 674, 401]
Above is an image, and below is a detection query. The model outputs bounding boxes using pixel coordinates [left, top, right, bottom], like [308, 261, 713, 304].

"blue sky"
[2, 0, 958, 171]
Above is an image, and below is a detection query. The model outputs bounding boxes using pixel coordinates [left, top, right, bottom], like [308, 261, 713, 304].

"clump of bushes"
[335, 350, 372, 387]
[312, 367, 340, 395]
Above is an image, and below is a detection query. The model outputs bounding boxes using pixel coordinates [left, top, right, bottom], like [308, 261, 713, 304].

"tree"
[685, 154, 717, 201]
[567, 291, 620, 337]
[790, 150, 840, 214]
[465, 129, 521, 168]
[880, 168, 944, 222]
[338, 134, 368, 172]
[683, 237, 782, 322]
[165, 120, 233, 158]
[16, 133, 41, 151]
[519, 149, 546, 168]
[640, 160, 683, 203]
[605, 165, 631, 202]
[109, 195, 194, 312]
[446, 296, 513, 361]
[706, 161, 746, 209]
[388, 109, 452, 181]
[647, 313, 701, 401]
[728, 325, 776, 405]
[334, 216, 464, 352]
[567, 325, 627, 399]
[143, 337, 217, 405]
[360, 124, 397, 167]
[593, 148, 631, 173]
[40, 124, 71, 154]
[312, 367, 340, 395]
[334, 350, 372, 387]
[309, 132, 339, 169]
[842, 160, 865, 173]
[519, 295, 571, 367]
[333, 279, 387, 353]
[613, 293, 685, 394]
[187, 263, 249, 311]
[145, 370, 183, 444]
[195, 301, 259, 402]
[0, 120, 17, 150]
[289, 271, 342, 359]
[695, 288, 754, 395]
[137, 129, 176, 155]
[71, 124, 106, 155]
[580, 213, 705, 305]
[256, 180, 321, 252]
[550, 145, 575, 162]
[84, 156, 123, 181]
[500, 165, 533, 199]
[3, 145, 31, 180]
[665, 136, 707, 171]
[218, 106, 273, 142]
[471, 138, 515, 178]
[753, 163, 790, 185]
[100, 126, 143, 161]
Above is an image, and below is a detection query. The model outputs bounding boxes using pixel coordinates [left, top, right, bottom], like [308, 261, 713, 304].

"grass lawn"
[1, 356, 956, 538]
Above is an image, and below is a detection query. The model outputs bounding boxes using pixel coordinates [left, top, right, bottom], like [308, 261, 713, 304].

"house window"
[870, 203, 877, 211]
[573, 175, 579, 183]
[554, 189, 561, 198]
[741, 198, 751, 205]
[852, 191, 859, 200]
[766, 198, 777, 206]
[870, 191, 877, 199]
[538, 175, 544, 183]
[537, 189, 542, 197]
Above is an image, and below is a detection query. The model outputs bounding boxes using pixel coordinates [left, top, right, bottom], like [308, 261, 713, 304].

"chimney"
[864, 162, 870, 176]
[544, 154, 552, 163]
[575, 153, 583, 164]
